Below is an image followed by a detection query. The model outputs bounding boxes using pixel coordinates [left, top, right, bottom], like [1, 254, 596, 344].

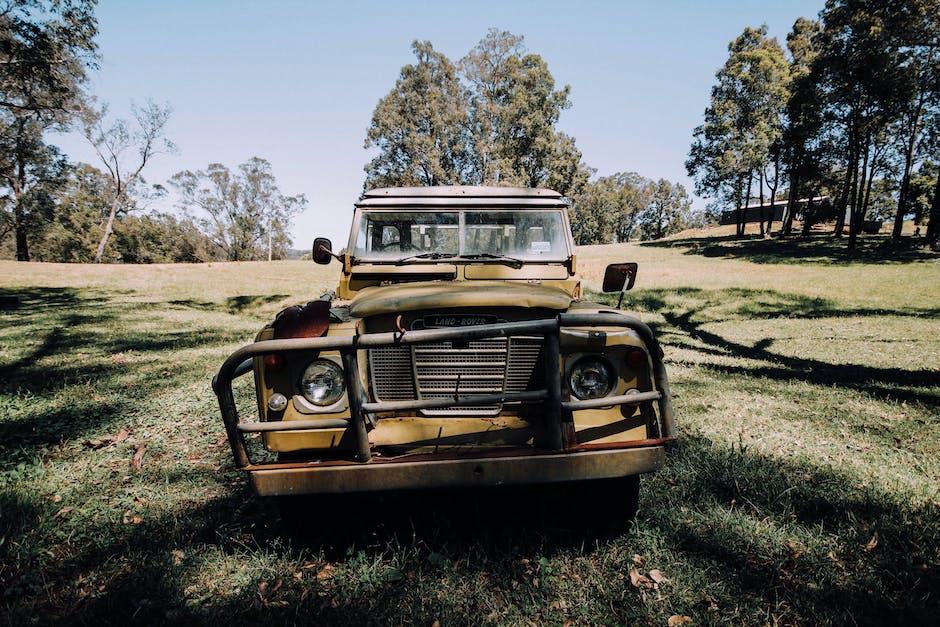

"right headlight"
[568, 356, 615, 400]
[299, 359, 346, 406]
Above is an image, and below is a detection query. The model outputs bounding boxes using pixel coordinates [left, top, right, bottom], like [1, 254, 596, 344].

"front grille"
[369, 335, 544, 416]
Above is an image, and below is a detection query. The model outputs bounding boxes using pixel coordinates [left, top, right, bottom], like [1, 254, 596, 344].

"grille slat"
[368, 325, 543, 417]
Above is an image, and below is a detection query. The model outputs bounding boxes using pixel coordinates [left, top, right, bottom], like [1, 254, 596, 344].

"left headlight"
[299, 359, 346, 406]
[568, 356, 615, 400]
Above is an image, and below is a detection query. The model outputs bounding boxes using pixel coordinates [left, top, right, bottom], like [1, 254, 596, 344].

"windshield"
[352, 209, 571, 262]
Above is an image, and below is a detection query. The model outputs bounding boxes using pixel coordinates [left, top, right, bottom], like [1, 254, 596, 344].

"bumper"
[248, 444, 668, 496]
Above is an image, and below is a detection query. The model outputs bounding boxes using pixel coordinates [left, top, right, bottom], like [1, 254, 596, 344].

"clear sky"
[51, 0, 825, 249]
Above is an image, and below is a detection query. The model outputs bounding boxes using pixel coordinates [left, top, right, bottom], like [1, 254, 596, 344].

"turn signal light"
[263, 354, 285, 372]
[626, 349, 646, 370]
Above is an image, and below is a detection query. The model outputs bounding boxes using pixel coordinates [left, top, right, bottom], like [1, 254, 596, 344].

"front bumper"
[213, 312, 677, 495]
[248, 444, 669, 496]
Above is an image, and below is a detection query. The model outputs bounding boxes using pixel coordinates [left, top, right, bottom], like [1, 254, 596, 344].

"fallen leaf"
[52, 494, 62, 503]
[864, 532, 879, 552]
[649, 569, 669, 585]
[132, 444, 147, 471]
[171, 550, 185, 564]
[54, 506, 74, 518]
[668, 615, 693, 626]
[629, 568, 654, 590]
[316, 565, 335, 581]
[632, 554, 646, 566]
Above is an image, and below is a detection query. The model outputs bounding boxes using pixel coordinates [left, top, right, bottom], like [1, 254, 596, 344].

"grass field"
[1, 234, 938, 625]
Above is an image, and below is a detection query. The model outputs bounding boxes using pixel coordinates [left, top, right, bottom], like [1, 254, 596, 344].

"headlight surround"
[299, 359, 346, 406]
[568, 355, 615, 400]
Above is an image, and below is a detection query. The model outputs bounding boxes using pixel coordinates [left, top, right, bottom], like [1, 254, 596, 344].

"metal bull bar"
[213, 312, 676, 469]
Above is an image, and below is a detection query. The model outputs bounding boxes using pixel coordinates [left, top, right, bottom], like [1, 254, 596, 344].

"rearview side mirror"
[312, 237, 333, 264]
[602, 262, 638, 308]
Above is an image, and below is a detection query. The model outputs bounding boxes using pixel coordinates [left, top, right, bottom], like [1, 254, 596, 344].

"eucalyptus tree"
[886, 0, 940, 240]
[172, 158, 306, 262]
[364, 41, 471, 188]
[814, 0, 916, 248]
[364, 31, 589, 197]
[568, 172, 649, 244]
[0, 0, 97, 260]
[687, 26, 790, 237]
[80, 99, 175, 262]
[780, 16, 825, 236]
[639, 179, 693, 240]
[459, 29, 589, 195]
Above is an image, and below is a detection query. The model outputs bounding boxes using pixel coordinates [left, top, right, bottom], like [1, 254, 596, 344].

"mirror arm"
[317, 244, 343, 263]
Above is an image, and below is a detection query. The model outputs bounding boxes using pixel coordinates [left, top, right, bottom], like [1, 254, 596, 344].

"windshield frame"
[347, 208, 575, 264]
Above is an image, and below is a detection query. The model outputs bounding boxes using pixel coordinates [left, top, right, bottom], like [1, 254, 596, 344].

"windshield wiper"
[459, 253, 524, 269]
[394, 252, 458, 265]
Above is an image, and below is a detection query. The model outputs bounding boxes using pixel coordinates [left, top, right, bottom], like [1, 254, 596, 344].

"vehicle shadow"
[5, 434, 934, 625]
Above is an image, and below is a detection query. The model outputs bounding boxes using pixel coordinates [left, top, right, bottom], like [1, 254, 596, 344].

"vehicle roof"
[356, 186, 567, 208]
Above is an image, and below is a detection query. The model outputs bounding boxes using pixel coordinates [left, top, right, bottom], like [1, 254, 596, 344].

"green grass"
[0, 241, 938, 625]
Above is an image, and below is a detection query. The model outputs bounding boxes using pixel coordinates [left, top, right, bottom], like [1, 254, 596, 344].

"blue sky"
[51, 0, 825, 248]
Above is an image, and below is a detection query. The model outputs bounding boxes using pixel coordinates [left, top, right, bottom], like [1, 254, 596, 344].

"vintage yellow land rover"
[213, 186, 675, 512]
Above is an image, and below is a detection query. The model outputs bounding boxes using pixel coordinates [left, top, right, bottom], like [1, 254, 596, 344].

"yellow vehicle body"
[213, 186, 675, 497]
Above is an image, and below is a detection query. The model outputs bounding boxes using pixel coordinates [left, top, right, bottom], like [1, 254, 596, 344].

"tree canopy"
[172, 158, 307, 262]
[364, 30, 590, 197]
[0, 0, 97, 260]
[688, 0, 940, 248]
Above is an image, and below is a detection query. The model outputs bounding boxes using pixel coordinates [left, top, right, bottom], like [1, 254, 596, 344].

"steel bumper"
[247, 445, 667, 496]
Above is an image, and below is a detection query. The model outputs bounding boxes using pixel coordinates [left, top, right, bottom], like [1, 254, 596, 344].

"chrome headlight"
[299, 359, 346, 406]
[569, 356, 615, 400]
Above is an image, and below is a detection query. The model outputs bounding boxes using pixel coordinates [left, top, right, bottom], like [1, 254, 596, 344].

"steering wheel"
[375, 241, 419, 252]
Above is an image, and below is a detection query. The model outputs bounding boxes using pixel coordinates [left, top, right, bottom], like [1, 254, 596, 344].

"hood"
[348, 280, 573, 318]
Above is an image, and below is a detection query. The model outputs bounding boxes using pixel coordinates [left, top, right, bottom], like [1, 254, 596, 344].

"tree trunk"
[926, 167, 940, 249]
[758, 169, 766, 236]
[848, 134, 870, 251]
[738, 170, 753, 238]
[834, 123, 858, 238]
[862, 149, 877, 230]
[14, 202, 30, 262]
[767, 151, 780, 236]
[893, 155, 914, 241]
[802, 198, 815, 236]
[13, 152, 29, 261]
[783, 175, 799, 237]
[892, 83, 928, 240]
[94, 192, 123, 263]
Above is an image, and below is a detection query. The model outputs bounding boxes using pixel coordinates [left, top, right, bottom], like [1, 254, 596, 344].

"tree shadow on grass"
[639, 233, 938, 265]
[169, 294, 291, 315]
[0, 287, 258, 454]
[614, 287, 940, 407]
